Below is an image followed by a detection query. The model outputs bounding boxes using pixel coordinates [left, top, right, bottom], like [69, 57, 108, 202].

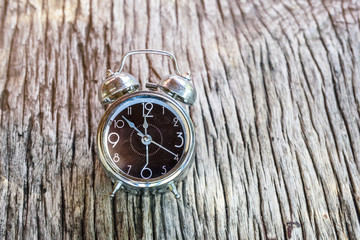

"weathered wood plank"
[0, 0, 360, 239]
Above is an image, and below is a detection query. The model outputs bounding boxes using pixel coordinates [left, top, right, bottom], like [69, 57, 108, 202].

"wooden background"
[1, 0, 360, 239]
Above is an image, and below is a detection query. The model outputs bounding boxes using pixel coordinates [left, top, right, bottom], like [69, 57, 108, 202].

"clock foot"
[110, 181, 122, 198]
[168, 183, 181, 199]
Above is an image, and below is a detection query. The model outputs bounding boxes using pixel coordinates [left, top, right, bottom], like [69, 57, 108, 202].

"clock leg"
[110, 181, 122, 198]
[168, 182, 181, 199]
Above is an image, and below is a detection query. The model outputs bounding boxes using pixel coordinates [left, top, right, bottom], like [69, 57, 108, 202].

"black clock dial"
[105, 99, 186, 179]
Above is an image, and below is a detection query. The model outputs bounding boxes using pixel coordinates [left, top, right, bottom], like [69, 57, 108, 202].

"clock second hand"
[137, 133, 178, 157]
[143, 116, 148, 136]
[145, 144, 149, 165]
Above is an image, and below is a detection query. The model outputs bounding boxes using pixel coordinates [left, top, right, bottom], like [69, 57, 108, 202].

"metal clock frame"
[97, 90, 195, 197]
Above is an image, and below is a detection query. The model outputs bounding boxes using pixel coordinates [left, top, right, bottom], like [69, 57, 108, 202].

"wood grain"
[1, 0, 360, 239]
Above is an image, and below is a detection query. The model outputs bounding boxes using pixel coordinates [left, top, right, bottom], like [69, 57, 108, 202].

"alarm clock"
[96, 50, 196, 199]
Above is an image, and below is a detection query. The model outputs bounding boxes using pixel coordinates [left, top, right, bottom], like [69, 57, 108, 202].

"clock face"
[103, 95, 188, 180]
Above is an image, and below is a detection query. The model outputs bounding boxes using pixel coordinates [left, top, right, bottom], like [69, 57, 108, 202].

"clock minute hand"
[136, 133, 177, 157]
[122, 116, 144, 137]
[151, 141, 178, 157]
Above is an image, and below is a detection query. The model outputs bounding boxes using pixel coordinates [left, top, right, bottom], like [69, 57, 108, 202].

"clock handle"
[117, 49, 191, 81]
[106, 49, 196, 105]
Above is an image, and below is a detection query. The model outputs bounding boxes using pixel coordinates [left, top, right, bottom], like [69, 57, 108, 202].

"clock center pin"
[141, 135, 152, 145]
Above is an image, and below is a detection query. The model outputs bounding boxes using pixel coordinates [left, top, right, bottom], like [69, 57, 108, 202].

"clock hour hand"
[137, 133, 178, 157]
[122, 116, 144, 137]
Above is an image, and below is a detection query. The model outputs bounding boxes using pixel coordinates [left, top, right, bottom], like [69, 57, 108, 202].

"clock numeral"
[175, 132, 184, 148]
[113, 153, 120, 162]
[126, 165, 132, 174]
[162, 106, 165, 115]
[161, 166, 167, 175]
[174, 154, 179, 161]
[127, 107, 132, 115]
[142, 102, 153, 117]
[173, 117, 179, 127]
[114, 119, 125, 128]
[141, 166, 153, 179]
[108, 132, 120, 148]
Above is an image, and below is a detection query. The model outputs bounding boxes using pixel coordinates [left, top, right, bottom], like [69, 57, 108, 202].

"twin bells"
[98, 50, 197, 106]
